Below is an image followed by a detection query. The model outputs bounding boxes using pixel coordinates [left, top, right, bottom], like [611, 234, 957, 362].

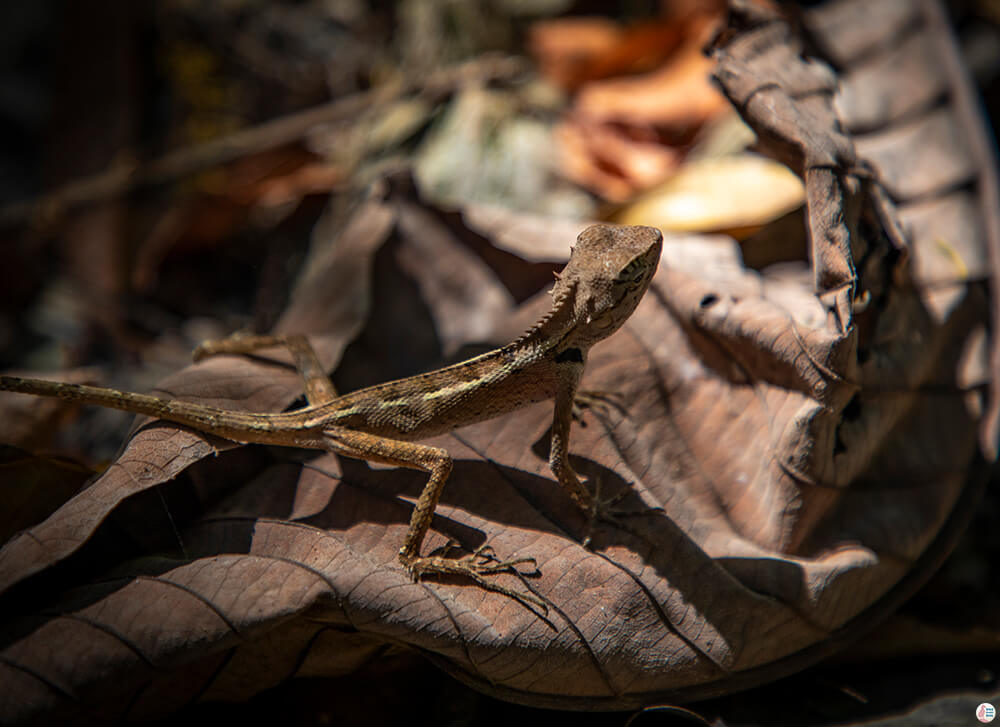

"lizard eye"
[616, 257, 646, 287]
[615, 264, 633, 283]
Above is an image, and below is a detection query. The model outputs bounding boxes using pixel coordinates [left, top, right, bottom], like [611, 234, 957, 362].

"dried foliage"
[0, 0, 998, 724]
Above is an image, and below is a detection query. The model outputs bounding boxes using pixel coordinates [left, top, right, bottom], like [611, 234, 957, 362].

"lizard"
[0, 223, 663, 608]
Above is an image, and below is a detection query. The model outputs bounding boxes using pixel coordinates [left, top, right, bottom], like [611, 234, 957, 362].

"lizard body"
[1, 224, 663, 607]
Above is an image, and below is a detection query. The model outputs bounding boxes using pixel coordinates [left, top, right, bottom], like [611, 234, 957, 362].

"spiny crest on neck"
[510, 278, 578, 350]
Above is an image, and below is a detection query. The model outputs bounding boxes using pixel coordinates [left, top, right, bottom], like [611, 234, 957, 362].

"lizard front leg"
[549, 353, 654, 545]
[321, 426, 544, 609]
[549, 356, 598, 513]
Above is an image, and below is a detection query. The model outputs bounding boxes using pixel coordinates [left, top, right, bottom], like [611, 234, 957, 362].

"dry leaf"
[529, 17, 624, 90]
[132, 146, 336, 292]
[530, 17, 688, 91]
[573, 36, 726, 128]
[553, 15, 729, 201]
[616, 153, 804, 235]
[1, 1, 998, 722]
[555, 118, 681, 202]
[529, 3, 727, 91]
[0, 446, 91, 543]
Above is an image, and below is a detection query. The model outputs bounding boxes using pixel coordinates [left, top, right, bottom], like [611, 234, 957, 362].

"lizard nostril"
[700, 294, 719, 308]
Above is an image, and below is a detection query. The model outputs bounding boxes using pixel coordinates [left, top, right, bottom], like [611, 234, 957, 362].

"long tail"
[0, 375, 250, 437]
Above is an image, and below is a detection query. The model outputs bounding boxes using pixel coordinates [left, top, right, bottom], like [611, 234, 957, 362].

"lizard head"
[552, 224, 663, 346]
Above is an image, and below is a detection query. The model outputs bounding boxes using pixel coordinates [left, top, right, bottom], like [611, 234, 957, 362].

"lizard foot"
[571, 389, 627, 424]
[401, 545, 546, 611]
[581, 476, 663, 548]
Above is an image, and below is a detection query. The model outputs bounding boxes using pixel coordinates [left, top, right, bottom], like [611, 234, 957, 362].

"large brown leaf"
[0, 0, 996, 721]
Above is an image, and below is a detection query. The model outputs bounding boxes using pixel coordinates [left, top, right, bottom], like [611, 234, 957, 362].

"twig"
[1, 54, 528, 228]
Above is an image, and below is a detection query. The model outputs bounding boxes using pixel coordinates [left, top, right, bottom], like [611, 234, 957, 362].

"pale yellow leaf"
[618, 154, 804, 236]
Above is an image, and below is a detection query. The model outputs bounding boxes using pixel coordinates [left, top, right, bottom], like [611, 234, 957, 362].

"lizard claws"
[402, 545, 546, 611]
[571, 389, 627, 424]
[581, 476, 664, 548]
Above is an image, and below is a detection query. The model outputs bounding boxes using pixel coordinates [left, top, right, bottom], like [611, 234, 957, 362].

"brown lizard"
[0, 224, 663, 607]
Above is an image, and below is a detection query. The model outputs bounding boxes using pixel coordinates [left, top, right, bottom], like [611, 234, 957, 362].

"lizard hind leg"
[193, 333, 337, 405]
[319, 428, 547, 611]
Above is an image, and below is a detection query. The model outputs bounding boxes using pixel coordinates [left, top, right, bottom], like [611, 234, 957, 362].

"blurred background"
[0, 0, 997, 405]
[0, 1, 999, 724]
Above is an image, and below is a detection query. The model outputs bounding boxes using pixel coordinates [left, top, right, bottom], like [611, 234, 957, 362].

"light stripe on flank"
[376, 399, 413, 408]
[421, 378, 483, 401]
